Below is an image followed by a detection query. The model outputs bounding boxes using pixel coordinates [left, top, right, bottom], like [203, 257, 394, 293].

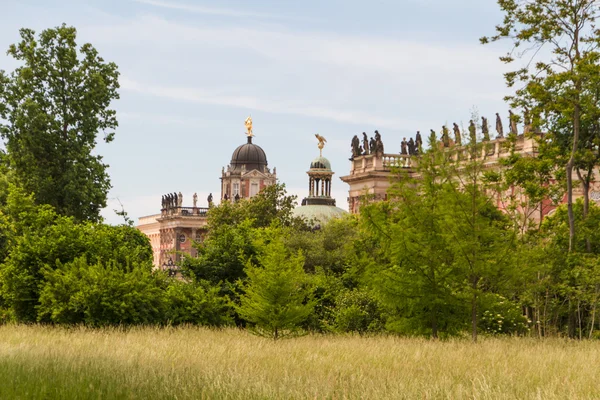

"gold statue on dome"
[315, 133, 327, 156]
[244, 116, 254, 137]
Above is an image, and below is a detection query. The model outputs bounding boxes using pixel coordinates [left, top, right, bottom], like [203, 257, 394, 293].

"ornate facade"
[341, 132, 600, 224]
[137, 120, 276, 270]
[220, 135, 276, 201]
[292, 137, 347, 224]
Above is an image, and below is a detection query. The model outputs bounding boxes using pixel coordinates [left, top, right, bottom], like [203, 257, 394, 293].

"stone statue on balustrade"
[235, 193, 240, 202]
[401, 138, 408, 155]
[369, 137, 376, 155]
[193, 192, 198, 207]
[441, 125, 450, 148]
[224, 193, 229, 201]
[408, 138, 416, 155]
[178, 192, 183, 207]
[351, 135, 361, 159]
[374, 130, 384, 154]
[495, 113, 504, 138]
[509, 110, 518, 135]
[362, 132, 370, 155]
[523, 107, 532, 134]
[482, 117, 490, 141]
[453, 123, 462, 146]
[208, 193, 213, 206]
[161, 195, 165, 210]
[469, 120, 477, 144]
[415, 131, 422, 149]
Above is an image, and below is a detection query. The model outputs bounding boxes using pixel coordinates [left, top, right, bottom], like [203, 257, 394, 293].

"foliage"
[0, 24, 119, 222]
[479, 294, 530, 335]
[284, 215, 359, 275]
[181, 219, 257, 285]
[207, 183, 303, 229]
[164, 279, 233, 326]
[482, 0, 600, 252]
[332, 289, 386, 334]
[0, 186, 153, 322]
[236, 231, 315, 339]
[38, 258, 165, 325]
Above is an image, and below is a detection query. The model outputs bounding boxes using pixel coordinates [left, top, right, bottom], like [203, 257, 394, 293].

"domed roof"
[310, 156, 332, 171]
[292, 204, 347, 226]
[230, 137, 268, 172]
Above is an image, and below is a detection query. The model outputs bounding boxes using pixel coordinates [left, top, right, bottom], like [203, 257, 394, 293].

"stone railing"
[161, 207, 209, 217]
[349, 135, 538, 174]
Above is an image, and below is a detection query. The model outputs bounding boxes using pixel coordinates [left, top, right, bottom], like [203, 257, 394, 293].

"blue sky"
[1, 0, 514, 224]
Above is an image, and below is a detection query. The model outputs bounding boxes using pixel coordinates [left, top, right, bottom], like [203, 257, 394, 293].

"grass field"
[1, 325, 599, 399]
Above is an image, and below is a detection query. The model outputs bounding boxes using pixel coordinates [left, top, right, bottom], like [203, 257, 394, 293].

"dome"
[292, 204, 347, 226]
[230, 137, 268, 172]
[310, 156, 332, 171]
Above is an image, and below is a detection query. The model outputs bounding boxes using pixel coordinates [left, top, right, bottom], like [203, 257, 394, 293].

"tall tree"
[482, 0, 600, 252]
[236, 230, 314, 340]
[0, 24, 119, 222]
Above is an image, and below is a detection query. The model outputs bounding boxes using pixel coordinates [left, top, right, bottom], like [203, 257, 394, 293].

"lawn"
[0, 325, 598, 399]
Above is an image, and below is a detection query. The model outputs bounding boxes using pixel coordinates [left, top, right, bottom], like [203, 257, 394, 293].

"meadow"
[1, 326, 599, 399]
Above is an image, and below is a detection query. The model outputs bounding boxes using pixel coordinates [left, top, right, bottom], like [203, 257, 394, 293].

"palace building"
[137, 118, 277, 269]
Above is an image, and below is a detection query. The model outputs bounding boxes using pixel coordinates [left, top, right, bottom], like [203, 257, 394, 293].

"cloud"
[120, 77, 432, 129]
[132, 0, 312, 22]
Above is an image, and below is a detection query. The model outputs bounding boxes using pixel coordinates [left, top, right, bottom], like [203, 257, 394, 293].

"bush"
[165, 279, 233, 326]
[479, 294, 530, 335]
[38, 258, 166, 326]
[333, 289, 385, 334]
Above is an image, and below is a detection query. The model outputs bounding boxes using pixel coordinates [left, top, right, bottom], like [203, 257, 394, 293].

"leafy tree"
[207, 183, 303, 229]
[361, 132, 467, 338]
[38, 258, 165, 325]
[482, 0, 600, 252]
[182, 183, 306, 286]
[236, 231, 314, 339]
[332, 289, 386, 334]
[0, 186, 152, 322]
[534, 200, 600, 337]
[284, 215, 359, 275]
[164, 279, 233, 326]
[181, 219, 257, 286]
[0, 24, 119, 222]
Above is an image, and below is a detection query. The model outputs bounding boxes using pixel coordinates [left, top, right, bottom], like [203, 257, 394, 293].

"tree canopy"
[0, 24, 119, 222]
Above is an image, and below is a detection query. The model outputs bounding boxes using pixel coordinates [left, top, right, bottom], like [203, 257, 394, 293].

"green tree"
[361, 131, 467, 338]
[0, 186, 152, 322]
[38, 258, 165, 325]
[482, 0, 600, 252]
[164, 279, 233, 326]
[182, 183, 305, 285]
[236, 231, 314, 339]
[0, 24, 119, 222]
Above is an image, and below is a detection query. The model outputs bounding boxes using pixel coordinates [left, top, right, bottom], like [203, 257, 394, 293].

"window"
[233, 182, 240, 197]
[250, 183, 259, 197]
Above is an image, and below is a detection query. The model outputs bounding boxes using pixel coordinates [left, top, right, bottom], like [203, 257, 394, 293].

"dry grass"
[0, 325, 599, 399]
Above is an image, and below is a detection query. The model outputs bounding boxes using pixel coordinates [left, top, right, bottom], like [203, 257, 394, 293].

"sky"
[0, 0, 516, 224]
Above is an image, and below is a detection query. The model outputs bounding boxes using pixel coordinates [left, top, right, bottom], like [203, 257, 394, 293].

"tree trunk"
[431, 311, 438, 340]
[568, 297, 576, 339]
[589, 284, 598, 339]
[471, 282, 478, 343]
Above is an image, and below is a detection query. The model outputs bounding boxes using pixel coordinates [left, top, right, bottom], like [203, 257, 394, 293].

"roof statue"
[453, 122, 462, 146]
[496, 112, 504, 138]
[315, 134, 327, 156]
[244, 116, 254, 137]
[509, 110, 518, 135]
[351, 135, 361, 159]
[482, 116, 490, 141]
